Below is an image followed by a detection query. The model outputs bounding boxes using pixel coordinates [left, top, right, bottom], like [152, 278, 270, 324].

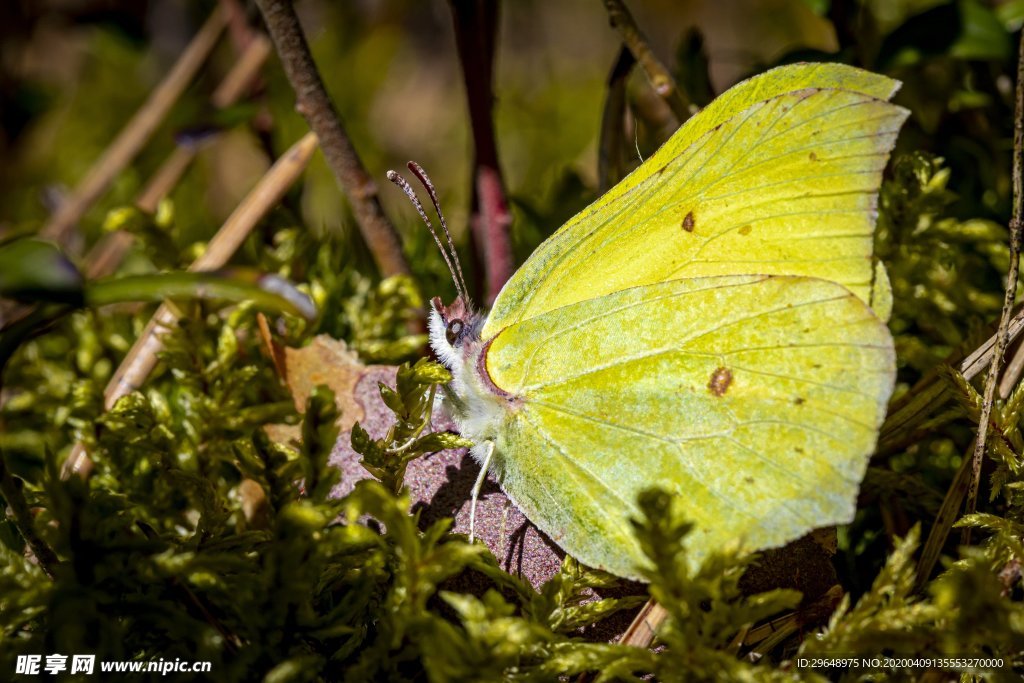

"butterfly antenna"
[386, 169, 468, 304]
[407, 161, 470, 305]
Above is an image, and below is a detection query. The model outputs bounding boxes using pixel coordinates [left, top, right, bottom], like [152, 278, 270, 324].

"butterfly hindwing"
[484, 275, 894, 579]
[482, 64, 907, 339]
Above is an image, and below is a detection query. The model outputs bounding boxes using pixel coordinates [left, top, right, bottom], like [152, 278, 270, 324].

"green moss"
[4, 3, 1024, 680]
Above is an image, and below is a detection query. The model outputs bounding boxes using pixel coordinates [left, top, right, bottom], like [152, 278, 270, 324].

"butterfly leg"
[469, 441, 494, 543]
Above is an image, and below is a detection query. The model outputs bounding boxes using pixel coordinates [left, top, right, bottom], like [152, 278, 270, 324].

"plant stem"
[876, 306, 1024, 457]
[450, 0, 514, 304]
[962, 30, 1024, 544]
[915, 443, 973, 587]
[0, 451, 59, 579]
[220, 0, 257, 53]
[601, 0, 689, 124]
[86, 271, 314, 318]
[212, 33, 274, 108]
[254, 0, 409, 277]
[105, 132, 318, 407]
[617, 599, 667, 648]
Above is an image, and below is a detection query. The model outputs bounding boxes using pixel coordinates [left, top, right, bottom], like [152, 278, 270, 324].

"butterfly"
[389, 62, 907, 580]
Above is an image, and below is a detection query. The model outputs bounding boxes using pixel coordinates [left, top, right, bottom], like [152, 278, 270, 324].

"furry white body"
[428, 302, 510, 539]
[427, 304, 505, 466]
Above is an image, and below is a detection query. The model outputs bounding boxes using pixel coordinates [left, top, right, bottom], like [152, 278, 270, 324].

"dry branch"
[617, 599, 668, 648]
[254, 0, 409, 277]
[877, 306, 1024, 456]
[601, 0, 689, 123]
[998, 340, 1024, 398]
[598, 46, 636, 192]
[962, 30, 1024, 543]
[908, 29, 1024, 582]
[212, 33, 274, 108]
[915, 443, 973, 586]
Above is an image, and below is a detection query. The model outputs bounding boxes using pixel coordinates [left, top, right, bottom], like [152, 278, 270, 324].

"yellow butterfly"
[392, 63, 906, 580]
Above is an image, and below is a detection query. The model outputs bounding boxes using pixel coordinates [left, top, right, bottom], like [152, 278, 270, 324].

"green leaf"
[950, 0, 1012, 60]
[378, 382, 404, 414]
[300, 385, 340, 501]
[0, 239, 83, 304]
[798, 0, 830, 15]
[85, 270, 317, 319]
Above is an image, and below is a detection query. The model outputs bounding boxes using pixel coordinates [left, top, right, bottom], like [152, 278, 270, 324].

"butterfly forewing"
[482, 64, 908, 339]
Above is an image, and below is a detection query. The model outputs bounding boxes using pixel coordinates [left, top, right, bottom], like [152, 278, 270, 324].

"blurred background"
[2, 2, 1024, 664]
[2, 0, 1019, 264]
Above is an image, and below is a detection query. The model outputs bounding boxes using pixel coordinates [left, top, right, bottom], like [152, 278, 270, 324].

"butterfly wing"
[482, 63, 908, 339]
[483, 275, 894, 579]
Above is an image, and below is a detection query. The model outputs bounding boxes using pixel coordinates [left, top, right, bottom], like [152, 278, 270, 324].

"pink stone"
[329, 366, 566, 589]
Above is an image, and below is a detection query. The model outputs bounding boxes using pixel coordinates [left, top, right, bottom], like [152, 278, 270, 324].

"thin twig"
[601, 0, 689, 124]
[135, 147, 204, 215]
[618, 600, 667, 647]
[211, 33, 273, 108]
[62, 132, 319, 478]
[39, 7, 227, 247]
[915, 442, 974, 587]
[450, 0, 514, 303]
[577, 600, 662, 679]
[219, 0, 257, 53]
[110, 132, 318, 403]
[750, 586, 843, 657]
[0, 450, 59, 579]
[962, 31, 1024, 544]
[254, 0, 409, 276]
[998, 336, 1024, 398]
[876, 306, 1024, 457]
[84, 232, 137, 281]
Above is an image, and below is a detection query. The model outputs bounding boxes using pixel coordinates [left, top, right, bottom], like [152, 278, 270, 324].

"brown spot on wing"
[738, 225, 752, 236]
[809, 151, 818, 161]
[708, 366, 733, 397]
[682, 211, 695, 232]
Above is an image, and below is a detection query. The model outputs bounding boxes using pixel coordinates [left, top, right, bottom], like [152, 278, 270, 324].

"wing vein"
[527, 402, 760, 522]
[520, 293, 852, 392]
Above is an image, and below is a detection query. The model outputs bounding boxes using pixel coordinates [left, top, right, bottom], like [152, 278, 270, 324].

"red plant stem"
[474, 168, 513, 303]
[450, 0, 514, 303]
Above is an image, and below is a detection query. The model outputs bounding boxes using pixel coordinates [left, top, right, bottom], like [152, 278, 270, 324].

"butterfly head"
[428, 295, 484, 369]
[385, 162, 480, 371]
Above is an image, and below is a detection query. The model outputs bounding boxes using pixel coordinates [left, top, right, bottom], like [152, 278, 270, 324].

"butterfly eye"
[446, 319, 464, 346]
